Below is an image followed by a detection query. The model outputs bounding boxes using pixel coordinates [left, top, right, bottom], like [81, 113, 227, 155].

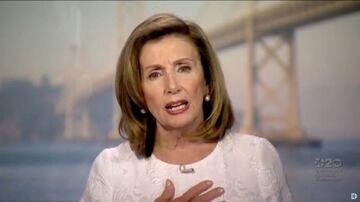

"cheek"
[142, 85, 162, 110]
[186, 77, 207, 100]
[194, 74, 207, 94]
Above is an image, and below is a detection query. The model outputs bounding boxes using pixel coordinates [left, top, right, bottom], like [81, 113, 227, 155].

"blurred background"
[0, 1, 359, 201]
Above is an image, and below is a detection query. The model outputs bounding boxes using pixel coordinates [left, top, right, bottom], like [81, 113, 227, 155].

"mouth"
[165, 100, 189, 115]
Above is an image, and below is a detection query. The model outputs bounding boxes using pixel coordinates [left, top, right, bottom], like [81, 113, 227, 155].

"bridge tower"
[107, 1, 146, 140]
[63, 7, 93, 140]
[208, 1, 360, 141]
[241, 1, 303, 140]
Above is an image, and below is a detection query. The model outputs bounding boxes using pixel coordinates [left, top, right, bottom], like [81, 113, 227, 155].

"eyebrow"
[142, 65, 163, 74]
[173, 57, 196, 65]
[143, 57, 196, 71]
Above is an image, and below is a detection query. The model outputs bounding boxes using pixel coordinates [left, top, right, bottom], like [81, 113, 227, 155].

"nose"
[165, 72, 181, 95]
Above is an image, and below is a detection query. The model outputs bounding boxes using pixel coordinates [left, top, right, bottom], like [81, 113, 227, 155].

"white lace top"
[81, 132, 293, 201]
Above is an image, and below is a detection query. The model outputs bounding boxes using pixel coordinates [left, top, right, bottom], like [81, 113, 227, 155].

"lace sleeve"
[257, 138, 293, 202]
[80, 149, 113, 202]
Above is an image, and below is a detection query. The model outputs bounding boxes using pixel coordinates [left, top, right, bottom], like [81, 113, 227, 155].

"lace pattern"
[81, 132, 293, 202]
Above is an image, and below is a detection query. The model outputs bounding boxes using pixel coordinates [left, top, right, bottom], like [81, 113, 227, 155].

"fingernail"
[206, 180, 213, 186]
[218, 187, 224, 193]
[166, 179, 171, 187]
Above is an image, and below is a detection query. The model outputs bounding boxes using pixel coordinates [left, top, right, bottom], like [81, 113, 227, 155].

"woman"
[81, 13, 292, 201]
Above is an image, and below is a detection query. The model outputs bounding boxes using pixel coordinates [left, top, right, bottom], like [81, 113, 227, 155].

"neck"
[152, 123, 218, 165]
[154, 127, 194, 150]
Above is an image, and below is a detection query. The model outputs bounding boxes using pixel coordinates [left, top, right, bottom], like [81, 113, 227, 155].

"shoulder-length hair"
[115, 13, 234, 158]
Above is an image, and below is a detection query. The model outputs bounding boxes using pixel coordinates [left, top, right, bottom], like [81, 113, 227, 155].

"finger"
[179, 180, 213, 201]
[155, 179, 175, 202]
[193, 187, 225, 202]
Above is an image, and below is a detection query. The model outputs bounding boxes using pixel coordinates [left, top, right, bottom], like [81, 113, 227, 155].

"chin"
[163, 119, 195, 131]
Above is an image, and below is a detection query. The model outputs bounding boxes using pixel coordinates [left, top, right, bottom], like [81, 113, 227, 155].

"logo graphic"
[351, 192, 358, 200]
[314, 158, 343, 168]
[314, 157, 343, 181]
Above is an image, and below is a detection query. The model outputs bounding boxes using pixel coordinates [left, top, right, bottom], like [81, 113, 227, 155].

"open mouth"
[165, 100, 189, 114]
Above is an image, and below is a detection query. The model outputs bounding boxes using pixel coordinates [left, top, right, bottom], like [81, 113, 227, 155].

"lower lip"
[165, 103, 189, 115]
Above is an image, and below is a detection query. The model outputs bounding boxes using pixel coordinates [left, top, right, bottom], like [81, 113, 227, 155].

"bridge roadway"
[59, 1, 360, 140]
[207, 1, 360, 50]
[66, 1, 360, 105]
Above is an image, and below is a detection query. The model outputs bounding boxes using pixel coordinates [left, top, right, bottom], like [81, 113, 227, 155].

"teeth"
[170, 103, 182, 107]
[168, 103, 186, 112]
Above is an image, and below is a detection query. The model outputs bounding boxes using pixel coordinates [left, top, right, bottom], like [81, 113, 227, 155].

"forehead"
[139, 34, 199, 65]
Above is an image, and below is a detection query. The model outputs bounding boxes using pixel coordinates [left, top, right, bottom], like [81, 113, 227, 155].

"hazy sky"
[1, 1, 358, 85]
[0, 1, 118, 84]
[0, 1, 247, 85]
[0, 1, 359, 139]
[0, 1, 281, 84]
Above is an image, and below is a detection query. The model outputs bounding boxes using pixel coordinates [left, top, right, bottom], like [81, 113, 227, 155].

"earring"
[204, 95, 210, 102]
[140, 108, 146, 114]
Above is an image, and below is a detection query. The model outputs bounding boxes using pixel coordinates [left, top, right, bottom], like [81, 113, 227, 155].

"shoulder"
[219, 131, 279, 165]
[80, 142, 135, 201]
[93, 141, 136, 168]
[221, 131, 275, 152]
[221, 131, 281, 172]
[86, 141, 136, 181]
[81, 141, 137, 201]
[221, 132, 292, 200]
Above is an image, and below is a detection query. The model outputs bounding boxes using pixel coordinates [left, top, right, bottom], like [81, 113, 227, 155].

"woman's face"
[140, 34, 208, 133]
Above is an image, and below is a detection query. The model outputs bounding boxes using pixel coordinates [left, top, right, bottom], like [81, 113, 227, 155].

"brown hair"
[115, 13, 234, 158]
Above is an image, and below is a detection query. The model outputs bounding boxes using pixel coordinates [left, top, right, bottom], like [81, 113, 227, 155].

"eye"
[178, 65, 191, 73]
[148, 71, 162, 80]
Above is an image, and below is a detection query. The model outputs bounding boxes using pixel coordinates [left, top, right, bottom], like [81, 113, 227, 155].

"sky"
[0, 1, 248, 85]
[0, 1, 119, 85]
[0, 1, 359, 139]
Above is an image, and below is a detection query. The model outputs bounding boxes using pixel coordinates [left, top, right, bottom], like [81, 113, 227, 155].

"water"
[0, 141, 117, 201]
[1, 140, 359, 201]
[277, 139, 360, 202]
